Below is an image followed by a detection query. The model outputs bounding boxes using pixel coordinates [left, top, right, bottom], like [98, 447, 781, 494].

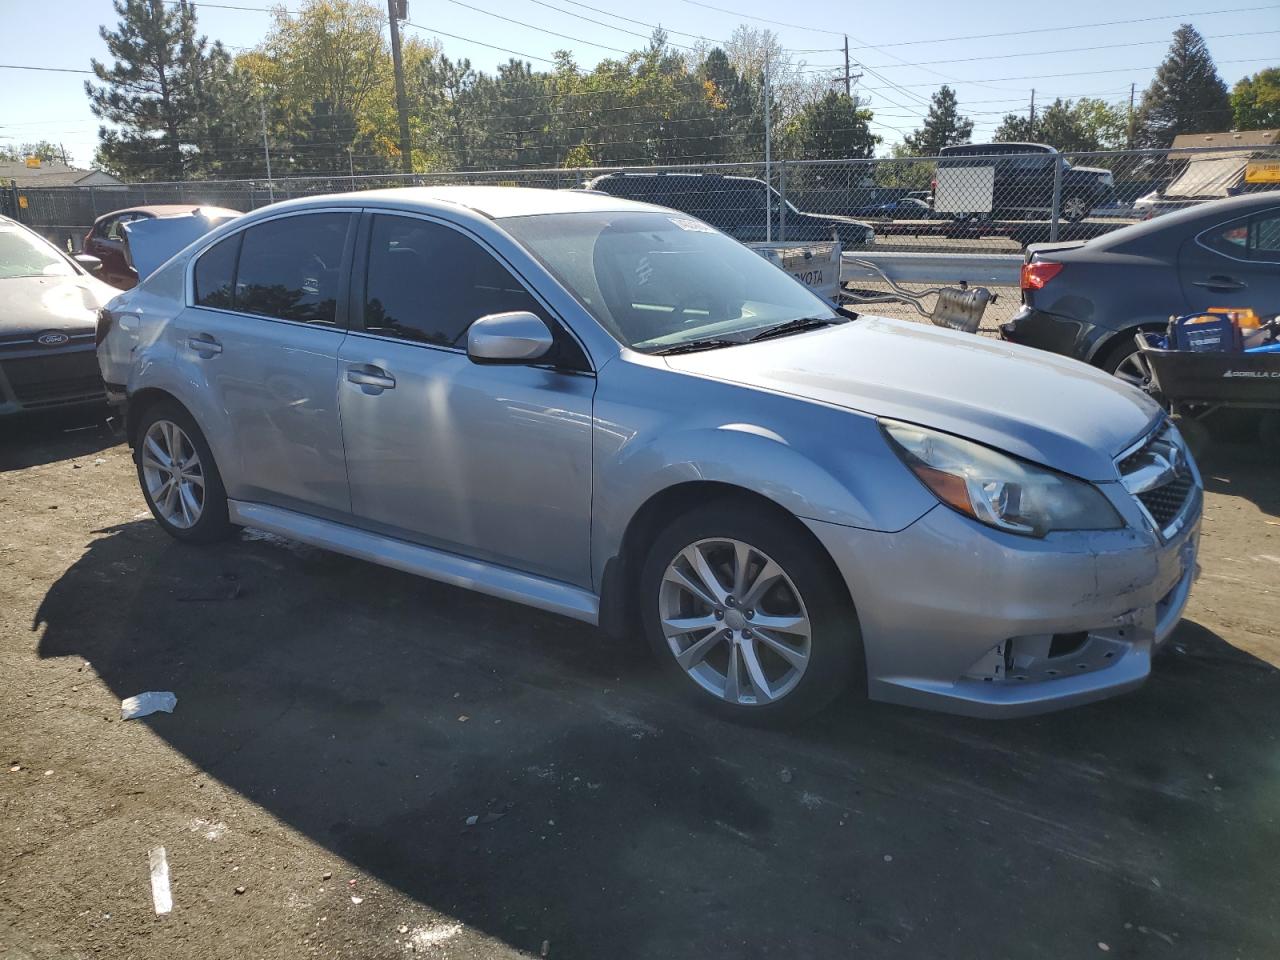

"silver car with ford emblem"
[97, 187, 1201, 721]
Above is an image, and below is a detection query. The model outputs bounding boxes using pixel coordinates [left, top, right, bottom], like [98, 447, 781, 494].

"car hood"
[1069, 165, 1112, 177]
[0, 275, 116, 336]
[663, 316, 1162, 482]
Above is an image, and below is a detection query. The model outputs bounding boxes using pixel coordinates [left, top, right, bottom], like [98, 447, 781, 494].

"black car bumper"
[999, 304, 1097, 363]
[0, 342, 106, 416]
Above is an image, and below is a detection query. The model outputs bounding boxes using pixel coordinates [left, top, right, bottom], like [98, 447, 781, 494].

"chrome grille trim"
[1116, 420, 1200, 541]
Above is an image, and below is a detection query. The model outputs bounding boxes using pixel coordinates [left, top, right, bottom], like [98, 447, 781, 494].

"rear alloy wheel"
[1062, 196, 1090, 222]
[135, 401, 232, 544]
[1103, 339, 1154, 390]
[641, 502, 860, 723]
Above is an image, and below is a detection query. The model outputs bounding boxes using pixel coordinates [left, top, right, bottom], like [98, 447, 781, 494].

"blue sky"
[1, 0, 1277, 166]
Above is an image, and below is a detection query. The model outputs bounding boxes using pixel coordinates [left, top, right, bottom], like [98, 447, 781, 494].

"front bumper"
[805, 491, 1201, 718]
[0, 341, 105, 416]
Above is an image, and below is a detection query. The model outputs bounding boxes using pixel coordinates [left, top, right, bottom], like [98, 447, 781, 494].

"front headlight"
[881, 420, 1123, 537]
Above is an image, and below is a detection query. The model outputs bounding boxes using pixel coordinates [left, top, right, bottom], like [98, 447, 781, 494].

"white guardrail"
[842, 251, 1022, 287]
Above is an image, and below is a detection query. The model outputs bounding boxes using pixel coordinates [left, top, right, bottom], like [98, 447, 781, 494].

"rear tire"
[1062, 195, 1090, 222]
[134, 400, 232, 544]
[639, 499, 862, 724]
[1100, 333, 1155, 391]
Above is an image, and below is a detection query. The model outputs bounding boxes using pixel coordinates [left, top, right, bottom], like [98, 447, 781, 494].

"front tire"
[135, 401, 232, 544]
[639, 500, 861, 723]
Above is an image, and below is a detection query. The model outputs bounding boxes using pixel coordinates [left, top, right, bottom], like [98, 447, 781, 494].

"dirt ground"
[1, 409, 1278, 960]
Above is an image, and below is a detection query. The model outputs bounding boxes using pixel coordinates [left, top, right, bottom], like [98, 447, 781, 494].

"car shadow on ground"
[1197, 439, 1280, 514]
[30, 510, 1280, 957]
[0, 407, 118, 472]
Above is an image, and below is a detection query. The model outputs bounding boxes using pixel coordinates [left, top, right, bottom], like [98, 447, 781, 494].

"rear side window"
[235, 213, 352, 324]
[193, 233, 240, 309]
[1201, 211, 1280, 263]
[363, 214, 544, 347]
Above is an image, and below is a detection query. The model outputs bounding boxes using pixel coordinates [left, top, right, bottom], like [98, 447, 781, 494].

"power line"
[846, 4, 1280, 49]
[678, 0, 844, 37]
[437, 0, 634, 56]
[853, 57, 1272, 90]
[402, 22, 557, 64]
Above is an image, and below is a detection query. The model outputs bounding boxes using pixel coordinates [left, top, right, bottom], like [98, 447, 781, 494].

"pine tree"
[1135, 24, 1232, 147]
[86, 0, 224, 179]
[903, 86, 973, 156]
[784, 92, 879, 160]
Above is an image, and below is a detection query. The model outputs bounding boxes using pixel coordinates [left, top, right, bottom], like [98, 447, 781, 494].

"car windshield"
[500, 211, 839, 352]
[0, 227, 75, 280]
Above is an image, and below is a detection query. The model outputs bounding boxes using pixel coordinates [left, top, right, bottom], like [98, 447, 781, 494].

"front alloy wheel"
[141, 419, 205, 529]
[659, 538, 813, 706]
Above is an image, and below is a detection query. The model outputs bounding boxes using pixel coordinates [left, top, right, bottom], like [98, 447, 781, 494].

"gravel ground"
[1, 409, 1278, 960]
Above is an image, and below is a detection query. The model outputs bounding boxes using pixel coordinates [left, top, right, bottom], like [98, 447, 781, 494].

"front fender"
[590, 358, 937, 586]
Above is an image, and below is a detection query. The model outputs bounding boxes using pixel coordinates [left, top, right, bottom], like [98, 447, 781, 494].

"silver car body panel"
[101, 186, 1203, 718]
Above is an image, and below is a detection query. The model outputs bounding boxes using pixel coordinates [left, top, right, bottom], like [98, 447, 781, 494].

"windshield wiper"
[653, 338, 743, 356]
[746, 316, 844, 343]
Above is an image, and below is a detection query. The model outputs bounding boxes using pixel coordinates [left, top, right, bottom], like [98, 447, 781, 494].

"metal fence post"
[1049, 153, 1064, 242]
[778, 159, 787, 242]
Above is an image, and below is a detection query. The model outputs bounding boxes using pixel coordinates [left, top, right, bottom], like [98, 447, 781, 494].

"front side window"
[363, 214, 544, 347]
[500, 211, 839, 353]
[234, 213, 352, 324]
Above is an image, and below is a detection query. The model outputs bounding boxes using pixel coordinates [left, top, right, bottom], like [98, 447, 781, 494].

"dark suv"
[584, 172, 875, 247]
[934, 143, 1115, 223]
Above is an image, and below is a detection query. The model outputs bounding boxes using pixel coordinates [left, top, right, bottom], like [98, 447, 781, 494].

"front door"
[1179, 205, 1280, 314]
[337, 212, 595, 587]
[173, 210, 356, 517]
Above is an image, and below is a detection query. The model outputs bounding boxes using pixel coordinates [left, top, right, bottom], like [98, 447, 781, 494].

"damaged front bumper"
[804, 485, 1201, 718]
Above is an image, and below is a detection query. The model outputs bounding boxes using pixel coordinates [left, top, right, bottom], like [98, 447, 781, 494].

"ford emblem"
[37, 332, 70, 347]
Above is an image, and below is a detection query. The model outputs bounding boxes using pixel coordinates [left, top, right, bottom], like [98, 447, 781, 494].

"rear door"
[1179, 205, 1280, 312]
[173, 210, 356, 516]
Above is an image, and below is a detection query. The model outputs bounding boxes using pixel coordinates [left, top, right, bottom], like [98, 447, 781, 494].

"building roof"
[0, 160, 124, 187]
[1170, 130, 1279, 157]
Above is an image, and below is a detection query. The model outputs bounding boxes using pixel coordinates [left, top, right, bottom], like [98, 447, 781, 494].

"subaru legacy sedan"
[97, 187, 1201, 721]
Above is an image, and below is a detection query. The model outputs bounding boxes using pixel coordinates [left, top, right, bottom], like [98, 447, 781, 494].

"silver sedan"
[97, 187, 1201, 721]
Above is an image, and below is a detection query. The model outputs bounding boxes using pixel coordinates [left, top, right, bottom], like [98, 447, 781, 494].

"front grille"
[1116, 421, 1197, 539]
[1, 352, 104, 405]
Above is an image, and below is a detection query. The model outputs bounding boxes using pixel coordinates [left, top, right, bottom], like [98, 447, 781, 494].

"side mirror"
[74, 253, 104, 274]
[467, 311, 554, 365]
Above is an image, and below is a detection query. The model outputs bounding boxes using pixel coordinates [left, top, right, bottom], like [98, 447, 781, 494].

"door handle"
[1192, 275, 1247, 291]
[346, 366, 396, 390]
[187, 334, 222, 355]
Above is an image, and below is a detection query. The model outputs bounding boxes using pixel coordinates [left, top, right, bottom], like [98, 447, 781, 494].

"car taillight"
[95, 308, 114, 347]
[1020, 261, 1063, 291]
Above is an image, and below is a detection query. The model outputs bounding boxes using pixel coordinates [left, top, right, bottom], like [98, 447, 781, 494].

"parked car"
[585, 171, 876, 247]
[1001, 192, 1280, 385]
[0, 216, 115, 416]
[84, 204, 240, 289]
[99, 187, 1200, 722]
[933, 142, 1115, 223]
[850, 197, 936, 219]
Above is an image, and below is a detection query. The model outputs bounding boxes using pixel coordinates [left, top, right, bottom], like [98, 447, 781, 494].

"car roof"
[233, 185, 671, 220]
[1094, 190, 1280, 250]
[95, 204, 242, 222]
[940, 142, 1054, 154]
[588, 171, 763, 185]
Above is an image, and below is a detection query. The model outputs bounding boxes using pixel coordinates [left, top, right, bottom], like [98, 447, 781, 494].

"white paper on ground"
[149, 846, 172, 915]
[121, 692, 177, 720]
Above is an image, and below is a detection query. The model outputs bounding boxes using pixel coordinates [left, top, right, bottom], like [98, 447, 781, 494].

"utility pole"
[1127, 82, 1136, 149]
[763, 51, 771, 242]
[843, 35, 851, 97]
[1029, 88, 1036, 138]
[258, 93, 274, 203]
[387, 0, 413, 175]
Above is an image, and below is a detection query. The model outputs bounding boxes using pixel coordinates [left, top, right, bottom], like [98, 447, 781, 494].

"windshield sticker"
[668, 217, 715, 233]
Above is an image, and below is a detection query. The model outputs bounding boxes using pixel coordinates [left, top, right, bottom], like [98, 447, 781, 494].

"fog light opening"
[1048, 631, 1089, 659]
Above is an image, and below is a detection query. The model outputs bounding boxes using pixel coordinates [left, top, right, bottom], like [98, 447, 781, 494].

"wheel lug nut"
[745, 609, 754, 619]
[726, 596, 736, 607]
[714, 610, 724, 620]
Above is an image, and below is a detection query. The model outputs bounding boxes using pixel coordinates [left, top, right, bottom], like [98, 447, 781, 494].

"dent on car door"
[177, 211, 356, 516]
[337, 212, 594, 586]
[1179, 208, 1280, 312]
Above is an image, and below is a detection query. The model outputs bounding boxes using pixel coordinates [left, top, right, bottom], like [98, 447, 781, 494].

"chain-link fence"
[8, 144, 1279, 255]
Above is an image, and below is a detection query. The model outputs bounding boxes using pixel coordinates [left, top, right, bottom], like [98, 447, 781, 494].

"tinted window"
[364, 214, 543, 347]
[235, 213, 351, 324]
[193, 233, 240, 309]
[1202, 211, 1280, 262]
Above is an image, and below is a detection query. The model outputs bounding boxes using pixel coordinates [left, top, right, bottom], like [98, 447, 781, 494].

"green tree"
[903, 86, 973, 156]
[783, 91, 878, 160]
[1231, 67, 1280, 130]
[994, 97, 1126, 151]
[1135, 24, 1232, 147]
[0, 141, 68, 164]
[86, 0, 228, 179]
